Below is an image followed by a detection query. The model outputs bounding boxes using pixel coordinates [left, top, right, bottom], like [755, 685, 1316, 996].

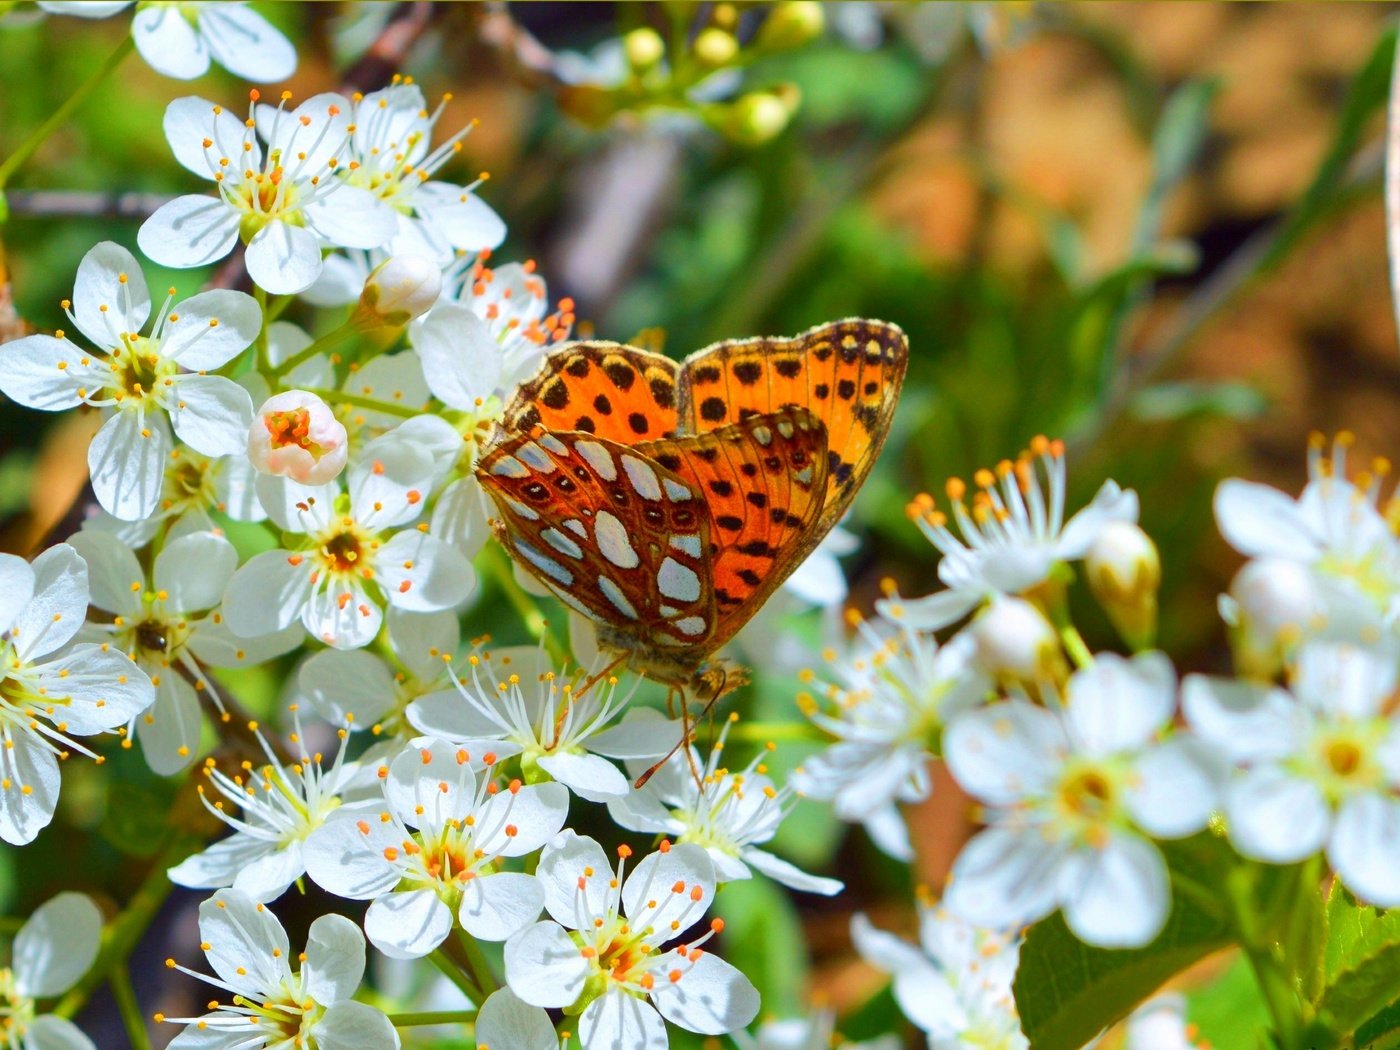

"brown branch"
[471, 1, 567, 92]
[4, 190, 173, 220]
[340, 0, 439, 95]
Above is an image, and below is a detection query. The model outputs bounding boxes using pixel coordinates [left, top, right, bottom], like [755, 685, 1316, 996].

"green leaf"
[1129, 381, 1268, 423]
[715, 875, 809, 1015]
[1187, 953, 1273, 1050]
[1012, 835, 1234, 1050]
[1133, 79, 1220, 254]
[1313, 882, 1400, 1041]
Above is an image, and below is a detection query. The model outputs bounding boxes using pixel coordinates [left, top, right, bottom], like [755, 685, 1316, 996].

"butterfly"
[476, 318, 908, 698]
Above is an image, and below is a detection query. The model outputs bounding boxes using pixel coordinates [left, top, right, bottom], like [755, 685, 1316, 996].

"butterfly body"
[478, 318, 907, 693]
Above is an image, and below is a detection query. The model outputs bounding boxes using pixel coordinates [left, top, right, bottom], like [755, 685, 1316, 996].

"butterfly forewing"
[501, 342, 682, 444]
[477, 430, 718, 652]
[636, 407, 830, 648]
[678, 318, 907, 538]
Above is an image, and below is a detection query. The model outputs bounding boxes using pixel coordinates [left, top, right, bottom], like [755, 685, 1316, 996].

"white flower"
[966, 596, 1063, 682]
[249, 390, 349, 485]
[139, 92, 396, 294]
[783, 525, 858, 608]
[889, 437, 1138, 630]
[0, 892, 102, 1050]
[1124, 994, 1204, 1050]
[0, 241, 259, 520]
[305, 739, 567, 958]
[407, 645, 678, 802]
[944, 652, 1217, 948]
[37, 1, 295, 81]
[343, 82, 506, 265]
[1214, 433, 1400, 643]
[505, 832, 760, 1046]
[222, 434, 474, 649]
[474, 988, 560, 1050]
[793, 619, 988, 861]
[1220, 558, 1324, 675]
[0, 544, 154, 845]
[1183, 641, 1400, 906]
[161, 890, 399, 1050]
[168, 710, 371, 903]
[609, 713, 842, 895]
[735, 1012, 900, 1050]
[355, 254, 443, 327]
[69, 528, 298, 774]
[852, 904, 1026, 1050]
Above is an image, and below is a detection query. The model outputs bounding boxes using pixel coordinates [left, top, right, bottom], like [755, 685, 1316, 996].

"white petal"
[879, 587, 980, 631]
[581, 990, 668, 1050]
[185, 615, 302, 668]
[73, 242, 149, 342]
[313, 1001, 400, 1050]
[168, 835, 275, 892]
[222, 549, 310, 638]
[339, 351, 431, 427]
[0, 554, 35, 636]
[24, 1014, 98, 1050]
[259, 93, 352, 173]
[475, 989, 557, 1050]
[943, 700, 1065, 804]
[230, 843, 307, 904]
[388, 607, 460, 680]
[365, 889, 453, 959]
[154, 530, 237, 613]
[304, 578, 383, 649]
[305, 189, 397, 251]
[429, 477, 491, 557]
[0, 335, 88, 411]
[14, 892, 102, 997]
[415, 184, 507, 252]
[88, 410, 167, 521]
[133, 6, 209, 79]
[1058, 835, 1170, 949]
[1181, 676, 1305, 764]
[1226, 767, 1331, 863]
[65, 531, 140, 616]
[1214, 479, 1320, 561]
[1065, 651, 1175, 756]
[0, 735, 59, 845]
[299, 648, 397, 726]
[378, 531, 476, 613]
[945, 826, 1065, 930]
[538, 751, 629, 802]
[588, 711, 685, 760]
[504, 920, 589, 1008]
[12, 543, 89, 660]
[303, 913, 366, 1004]
[652, 951, 760, 1035]
[1294, 642, 1397, 720]
[537, 830, 613, 927]
[253, 473, 336, 534]
[1124, 736, 1219, 839]
[138, 195, 240, 269]
[37, 1, 131, 15]
[197, 3, 297, 82]
[849, 913, 929, 975]
[199, 889, 290, 996]
[245, 221, 323, 295]
[304, 811, 400, 899]
[408, 304, 504, 408]
[170, 374, 254, 457]
[622, 844, 716, 934]
[136, 674, 201, 774]
[36, 644, 152, 733]
[1056, 480, 1139, 559]
[1329, 794, 1400, 907]
[474, 783, 570, 858]
[459, 871, 544, 941]
[161, 96, 250, 177]
[161, 290, 261, 370]
[740, 848, 843, 895]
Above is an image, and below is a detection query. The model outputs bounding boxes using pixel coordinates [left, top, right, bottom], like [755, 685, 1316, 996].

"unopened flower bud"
[970, 597, 1064, 683]
[757, 1, 825, 51]
[249, 390, 348, 485]
[723, 87, 798, 146]
[1226, 558, 1320, 675]
[1086, 522, 1160, 650]
[352, 255, 441, 331]
[694, 27, 739, 67]
[624, 27, 665, 72]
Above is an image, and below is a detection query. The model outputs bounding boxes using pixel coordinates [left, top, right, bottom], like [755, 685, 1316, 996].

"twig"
[340, 0, 437, 95]
[471, 2, 567, 92]
[4, 190, 173, 220]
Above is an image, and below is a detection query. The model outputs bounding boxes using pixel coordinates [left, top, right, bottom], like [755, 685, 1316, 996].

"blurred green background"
[2, 3, 1398, 1046]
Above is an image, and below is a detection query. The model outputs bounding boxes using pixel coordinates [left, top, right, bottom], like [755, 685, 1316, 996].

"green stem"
[480, 543, 567, 663]
[724, 721, 823, 744]
[428, 947, 480, 1004]
[255, 286, 270, 373]
[1059, 624, 1095, 670]
[269, 320, 357, 380]
[389, 1009, 479, 1027]
[303, 387, 420, 419]
[457, 928, 499, 996]
[55, 835, 201, 1019]
[1227, 865, 1307, 1050]
[109, 964, 153, 1050]
[0, 35, 135, 190]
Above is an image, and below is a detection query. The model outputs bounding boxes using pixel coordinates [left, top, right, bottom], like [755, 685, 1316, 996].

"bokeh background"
[2, 3, 1398, 1046]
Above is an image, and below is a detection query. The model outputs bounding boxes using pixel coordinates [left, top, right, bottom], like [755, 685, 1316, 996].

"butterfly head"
[689, 659, 748, 702]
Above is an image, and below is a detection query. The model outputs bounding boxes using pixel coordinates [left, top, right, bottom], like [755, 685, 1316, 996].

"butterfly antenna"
[635, 684, 699, 789]
[575, 653, 628, 700]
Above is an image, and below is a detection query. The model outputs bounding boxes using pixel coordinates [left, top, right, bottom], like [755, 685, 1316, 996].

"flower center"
[316, 523, 376, 577]
[1316, 546, 1399, 606]
[1055, 760, 1125, 832]
[0, 967, 36, 1037]
[1307, 721, 1387, 801]
[135, 618, 170, 655]
[108, 337, 174, 406]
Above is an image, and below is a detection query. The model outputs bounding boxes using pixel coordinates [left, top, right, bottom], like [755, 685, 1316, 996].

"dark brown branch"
[4, 190, 173, 220]
[340, 0, 439, 94]
[471, 1, 567, 92]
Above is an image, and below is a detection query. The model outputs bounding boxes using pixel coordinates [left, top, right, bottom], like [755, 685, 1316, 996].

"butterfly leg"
[634, 683, 702, 789]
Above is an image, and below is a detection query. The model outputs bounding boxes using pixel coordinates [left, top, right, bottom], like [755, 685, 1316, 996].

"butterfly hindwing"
[636, 407, 830, 647]
[501, 342, 682, 444]
[678, 318, 907, 538]
[477, 429, 717, 653]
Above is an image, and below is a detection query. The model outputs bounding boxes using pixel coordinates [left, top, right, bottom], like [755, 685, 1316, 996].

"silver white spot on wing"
[503, 497, 539, 521]
[674, 615, 707, 636]
[490, 455, 529, 478]
[562, 518, 587, 538]
[662, 478, 693, 502]
[620, 454, 662, 501]
[657, 557, 701, 602]
[594, 511, 639, 569]
[777, 418, 794, 439]
[515, 541, 573, 586]
[669, 534, 702, 558]
[597, 575, 639, 619]
[516, 442, 556, 473]
[538, 433, 569, 455]
[752, 425, 773, 447]
[542, 528, 584, 559]
[574, 440, 617, 481]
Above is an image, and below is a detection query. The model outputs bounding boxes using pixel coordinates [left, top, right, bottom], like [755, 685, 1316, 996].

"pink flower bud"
[248, 390, 348, 485]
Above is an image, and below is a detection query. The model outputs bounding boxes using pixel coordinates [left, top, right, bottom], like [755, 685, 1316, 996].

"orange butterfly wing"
[501, 342, 681, 444]
[678, 318, 907, 537]
[636, 407, 830, 648]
